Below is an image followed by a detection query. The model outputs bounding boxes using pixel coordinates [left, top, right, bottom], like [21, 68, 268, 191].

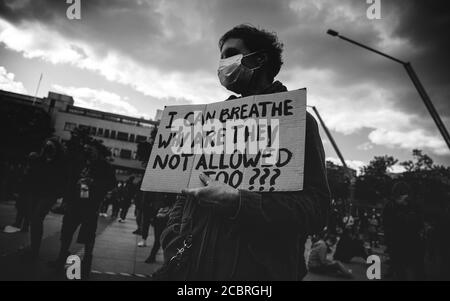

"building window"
[113, 148, 120, 157]
[120, 149, 132, 159]
[136, 135, 147, 142]
[110, 130, 116, 139]
[129, 134, 135, 143]
[97, 128, 103, 136]
[89, 127, 97, 136]
[117, 131, 128, 141]
[104, 129, 110, 138]
[64, 122, 77, 132]
[79, 124, 89, 131]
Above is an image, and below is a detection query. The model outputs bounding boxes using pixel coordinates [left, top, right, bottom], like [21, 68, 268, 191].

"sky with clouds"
[0, 0, 449, 170]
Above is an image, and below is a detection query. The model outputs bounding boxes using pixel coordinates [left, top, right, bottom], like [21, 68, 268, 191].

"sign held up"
[141, 89, 307, 193]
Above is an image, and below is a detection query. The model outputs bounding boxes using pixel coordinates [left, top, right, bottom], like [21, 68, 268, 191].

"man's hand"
[181, 173, 239, 216]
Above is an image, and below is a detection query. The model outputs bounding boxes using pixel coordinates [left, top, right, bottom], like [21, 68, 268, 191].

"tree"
[400, 149, 450, 209]
[355, 155, 398, 204]
[326, 160, 351, 201]
[400, 149, 434, 172]
[399, 150, 450, 279]
[361, 155, 398, 176]
[0, 101, 53, 161]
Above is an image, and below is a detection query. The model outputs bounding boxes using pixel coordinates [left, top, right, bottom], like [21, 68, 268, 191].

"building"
[154, 109, 163, 121]
[0, 89, 159, 179]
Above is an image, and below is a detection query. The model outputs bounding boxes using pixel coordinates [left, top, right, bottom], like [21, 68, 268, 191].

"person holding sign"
[157, 24, 330, 281]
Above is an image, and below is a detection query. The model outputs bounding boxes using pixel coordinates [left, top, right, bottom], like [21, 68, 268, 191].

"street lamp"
[308, 105, 348, 169]
[327, 29, 450, 151]
[307, 105, 356, 214]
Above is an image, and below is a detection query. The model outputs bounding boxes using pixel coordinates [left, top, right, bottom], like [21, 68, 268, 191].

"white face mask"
[217, 51, 262, 94]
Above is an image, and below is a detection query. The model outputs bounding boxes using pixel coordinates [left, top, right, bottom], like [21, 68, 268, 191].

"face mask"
[217, 51, 262, 94]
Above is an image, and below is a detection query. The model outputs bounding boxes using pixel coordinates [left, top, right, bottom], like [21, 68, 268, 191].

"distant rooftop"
[0, 89, 159, 127]
[65, 105, 158, 127]
[0, 89, 44, 106]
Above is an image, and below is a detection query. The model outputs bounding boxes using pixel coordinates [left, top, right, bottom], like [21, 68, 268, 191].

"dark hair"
[219, 24, 284, 81]
[40, 136, 64, 161]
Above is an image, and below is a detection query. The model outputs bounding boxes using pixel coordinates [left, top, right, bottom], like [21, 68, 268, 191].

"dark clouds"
[0, 0, 449, 157]
[382, 0, 450, 117]
[0, 0, 167, 67]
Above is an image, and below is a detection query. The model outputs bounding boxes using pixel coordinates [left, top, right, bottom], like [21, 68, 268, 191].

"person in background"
[50, 142, 115, 279]
[307, 233, 353, 278]
[383, 181, 425, 280]
[99, 189, 117, 218]
[3, 152, 39, 234]
[367, 211, 380, 248]
[110, 182, 123, 219]
[133, 180, 144, 235]
[118, 176, 136, 223]
[359, 210, 369, 239]
[144, 193, 175, 263]
[137, 191, 156, 247]
[137, 192, 168, 254]
[334, 228, 370, 263]
[27, 138, 66, 261]
[327, 202, 340, 235]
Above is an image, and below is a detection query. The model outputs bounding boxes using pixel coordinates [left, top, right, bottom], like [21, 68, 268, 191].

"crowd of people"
[1, 130, 174, 279]
[0, 136, 439, 281]
[306, 181, 429, 280]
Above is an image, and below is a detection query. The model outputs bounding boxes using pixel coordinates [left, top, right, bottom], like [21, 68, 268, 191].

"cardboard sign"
[141, 89, 306, 193]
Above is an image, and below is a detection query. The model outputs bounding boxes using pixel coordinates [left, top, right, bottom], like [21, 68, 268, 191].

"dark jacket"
[160, 81, 330, 280]
[31, 156, 66, 199]
[65, 158, 116, 209]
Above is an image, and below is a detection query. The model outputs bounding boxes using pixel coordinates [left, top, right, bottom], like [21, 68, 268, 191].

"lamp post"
[327, 29, 450, 151]
[307, 105, 355, 216]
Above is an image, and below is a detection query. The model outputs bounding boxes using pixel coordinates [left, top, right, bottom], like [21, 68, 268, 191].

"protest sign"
[141, 89, 306, 193]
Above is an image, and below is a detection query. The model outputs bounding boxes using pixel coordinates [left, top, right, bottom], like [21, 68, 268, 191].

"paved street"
[0, 200, 163, 281]
[0, 200, 389, 281]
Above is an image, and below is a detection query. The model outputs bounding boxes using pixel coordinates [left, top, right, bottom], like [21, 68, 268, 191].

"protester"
[110, 183, 123, 219]
[307, 233, 353, 278]
[143, 193, 174, 263]
[158, 24, 330, 281]
[383, 181, 425, 280]
[359, 210, 369, 237]
[367, 211, 380, 248]
[27, 138, 66, 260]
[3, 152, 39, 234]
[334, 228, 370, 263]
[118, 176, 137, 223]
[50, 142, 115, 279]
[133, 180, 144, 235]
[327, 204, 340, 235]
[137, 191, 155, 247]
[99, 189, 118, 218]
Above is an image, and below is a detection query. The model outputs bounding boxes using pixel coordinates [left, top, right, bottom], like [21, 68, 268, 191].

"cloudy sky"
[1, 0, 449, 170]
